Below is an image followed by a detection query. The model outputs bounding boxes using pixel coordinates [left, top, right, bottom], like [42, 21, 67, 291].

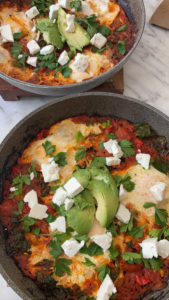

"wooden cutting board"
[150, 0, 169, 29]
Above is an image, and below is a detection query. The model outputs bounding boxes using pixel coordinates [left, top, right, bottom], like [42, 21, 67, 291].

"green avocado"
[57, 8, 90, 51]
[36, 18, 63, 49]
[67, 190, 95, 235]
[72, 169, 91, 188]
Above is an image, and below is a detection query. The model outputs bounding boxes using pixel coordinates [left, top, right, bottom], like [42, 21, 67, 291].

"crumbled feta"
[106, 156, 121, 166]
[27, 56, 38, 67]
[62, 238, 85, 257]
[36, 30, 40, 41]
[97, 274, 117, 300]
[92, 232, 112, 252]
[0, 25, 14, 43]
[64, 177, 84, 197]
[66, 14, 75, 32]
[24, 189, 38, 208]
[139, 238, 158, 259]
[41, 162, 60, 183]
[150, 182, 166, 202]
[104, 139, 123, 158]
[58, 50, 69, 66]
[10, 187, 17, 192]
[65, 198, 74, 210]
[49, 216, 66, 232]
[72, 53, 89, 72]
[90, 33, 107, 49]
[30, 172, 35, 181]
[32, 24, 36, 33]
[119, 184, 126, 201]
[27, 40, 40, 55]
[18, 54, 23, 59]
[81, 1, 94, 15]
[58, 0, 71, 9]
[29, 203, 48, 220]
[49, 4, 60, 19]
[25, 6, 39, 19]
[116, 204, 131, 224]
[40, 45, 54, 55]
[157, 239, 169, 259]
[52, 187, 67, 206]
[136, 153, 150, 170]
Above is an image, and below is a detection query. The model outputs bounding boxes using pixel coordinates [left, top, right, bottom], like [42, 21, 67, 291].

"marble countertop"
[0, 0, 169, 299]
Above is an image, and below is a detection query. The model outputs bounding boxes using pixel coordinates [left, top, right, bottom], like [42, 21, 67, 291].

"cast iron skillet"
[0, 0, 145, 96]
[0, 92, 169, 300]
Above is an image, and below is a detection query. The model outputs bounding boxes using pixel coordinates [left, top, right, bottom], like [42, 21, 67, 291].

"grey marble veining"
[0, 0, 169, 299]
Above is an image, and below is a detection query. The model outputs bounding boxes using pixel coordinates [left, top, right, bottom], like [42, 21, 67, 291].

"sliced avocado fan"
[57, 8, 90, 51]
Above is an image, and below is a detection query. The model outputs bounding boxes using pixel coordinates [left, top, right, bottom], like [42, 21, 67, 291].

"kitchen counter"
[0, 0, 169, 299]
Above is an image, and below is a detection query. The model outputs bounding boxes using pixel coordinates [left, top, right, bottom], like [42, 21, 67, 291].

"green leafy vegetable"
[37, 52, 58, 69]
[149, 228, 164, 240]
[128, 226, 144, 239]
[92, 46, 106, 54]
[144, 202, 168, 227]
[75, 131, 84, 143]
[49, 240, 62, 258]
[143, 257, 163, 271]
[70, 0, 82, 11]
[10, 42, 22, 58]
[120, 212, 134, 233]
[50, 185, 59, 193]
[80, 242, 103, 256]
[74, 234, 89, 242]
[143, 202, 156, 209]
[113, 172, 135, 192]
[90, 156, 106, 168]
[76, 14, 99, 37]
[96, 265, 110, 281]
[32, 227, 41, 235]
[102, 120, 111, 127]
[31, 0, 54, 14]
[99, 25, 111, 37]
[61, 65, 72, 78]
[82, 257, 96, 267]
[22, 214, 36, 232]
[117, 25, 126, 32]
[98, 141, 104, 150]
[42, 140, 56, 155]
[29, 164, 38, 178]
[13, 200, 24, 216]
[51, 152, 67, 166]
[9, 173, 31, 198]
[119, 139, 135, 158]
[75, 146, 86, 161]
[45, 213, 57, 223]
[122, 252, 142, 264]
[13, 32, 23, 40]
[13, 52, 28, 68]
[107, 41, 113, 48]
[109, 244, 120, 260]
[107, 133, 116, 139]
[153, 156, 169, 174]
[107, 222, 117, 237]
[117, 40, 126, 56]
[134, 123, 152, 138]
[54, 258, 72, 276]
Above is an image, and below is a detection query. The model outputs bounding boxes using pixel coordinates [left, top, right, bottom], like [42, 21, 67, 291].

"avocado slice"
[67, 190, 95, 235]
[57, 8, 90, 51]
[72, 169, 91, 188]
[36, 18, 63, 49]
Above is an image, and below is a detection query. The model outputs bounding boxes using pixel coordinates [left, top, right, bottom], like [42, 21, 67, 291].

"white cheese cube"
[97, 274, 117, 300]
[64, 177, 84, 197]
[49, 216, 66, 232]
[119, 184, 126, 201]
[62, 238, 85, 257]
[27, 40, 40, 55]
[32, 24, 36, 33]
[40, 45, 54, 55]
[25, 6, 39, 19]
[24, 189, 38, 208]
[58, 50, 69, 66]
[81, 1, 94, 15]
[106, 156, 121, 166]
[139, 238, 158, 259]
[30, 172, 35, 181]
[150, 182, 166, 202]
[41, 162, 60, 183]
[116, 204, 131, 224]
[49, 4, 60, 19]
[104, 139, 123, 158]
[18, 54, 23, 59]
[0, 25, 14, 43]
[72, 53, 89, 72]
[157, 239, 169, 259]
[136, 153, 150, 170]
[52, 187, 67, 206]
[10, 187, 17, 192]
[66, 14, 75, 32]
[90, 33, 107, 49]
[29, 203, 48, 220]
[92, 232, 112, 252]
[58, 0, 71, 9]
[27, 56, 37, 67]
[65, 198, 74, 210]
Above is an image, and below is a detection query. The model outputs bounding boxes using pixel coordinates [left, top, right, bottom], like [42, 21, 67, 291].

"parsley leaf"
[113, 172, 135, 192]
[109, 244, 120, 260]
[122, 252, 142, 264]
[128, 226, 144, 239]
[164, 227, 169, 238]
[61, 65, 72, 78]
[102, 120, 111, 127]
[155, 208, 168, 227]
[153, 156, 169, 174]
[13, 52, 28, 68]
[75, 131, 84, 143]
[80, 242, 103, 256]
[13, 200, 24, 216]
[117, 40, 126, 56]
[49, 240, 62, 258]
[96, 265, 110, 281]
[51, 152, 67, 166]
[143, 257, 163, 271]
[143, 202, 156, 209]
[42, 140, 56, 155]
[117, 24, 126, 32]
[45, 213, 57, 223]
[107, 41, 113, 48]
[10, 41, 22, 58]
[70, 0, 82, 11]
[22, 214, 36, 232]
[90, 156, 106, 167]
[82, 257, 96, 267]
[54, 258, 72, 276]
[75, 146, 86, 161]
[31, 0, 54, 14]
[149, 228, 164, 240]
[119, 139, 135, 158]
[120, 212, 134, 233]
[99, 25, 111, 37]
[37, 52, 58, 69]
[32, 227, 40, 235]
[107, 133, 116, 139]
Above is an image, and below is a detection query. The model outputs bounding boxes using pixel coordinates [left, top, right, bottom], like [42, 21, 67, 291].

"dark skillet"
[0, 92, 169, 299]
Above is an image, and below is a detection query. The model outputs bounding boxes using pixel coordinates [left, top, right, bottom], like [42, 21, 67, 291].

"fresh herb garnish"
[82, 257, 96, 267]
[37, 52, 58, 69]
[76, 14, 98, 37]
[92, 46, 106, 54]
[70, 0, 82, 11]
[42, 140, 56, 155]
[128, 226, 145, 239]
[107, 133, 116, 139]
[13, 32, 23, 40]
[144, 202, 168, 226]
[109, 244, 120, 260]
[120, 212, 134, 233]
[45, 213, 57, 223]
[74, 234, 89, 242]
[49, 240, 62, 258]
[75, 131, 84, 143]
[75, 146, 86, 161]
[122, 252, 142, 264]
[54, 258, 72, 276]
[31, 0, 54, 14]
[123, 251, 163, 271]
[96, 265, 110, 281]
[113, 172, 135, 192]
[107, 222, 118, 237]
[10, 42, 22, 58]
[143, 257, 163, 271]
[117, 40, 126, 56]
[99, 25, 111, 37]
[119, 139, 135, 158]
[117, 24, 126, 32]
[32, 227, 41, 235]
[50, 185, 59, 193]
[13, 200, 24, 216]
[107, 41, 113, 48]
[98, 141, 104, 150]
[80, 242, 103, 256]
[102, 120, 111, 127]
[90, 156, 106, 167]
[149, 228, 164, 240]
[51, 152, 67, 166]
[22, 214, 36, 232]
[143, 202, 156, 209]
[13, 52, 28, 68]
[9, 173, 31, 198]
[134, 123, 152, 138]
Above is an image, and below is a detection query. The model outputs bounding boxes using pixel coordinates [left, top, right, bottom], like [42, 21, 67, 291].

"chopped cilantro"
[75, 14, 98, 37]
[80, 242, 103, 256]
[13, 52, 28, 68]
[117, 40, 126, 56]
[13, 200, 24, 216]
[113, 172, 135, 192]
[75, 131, 84, 143]
[75, 146, 86, 161]
[96, 265, 110, 281]
[70, 0, 82, 11]
[143, 202, 156, 209]
[153, 156, 169, 174]
[31, 0, 54, 14]
[37, 52, 58, 69]
[50, 185, 59, 193]
[119, 139, 135, 158]
[107, 222, 118, 237]
[117, 24, 126, 32]
[92, 46, 106, 54]
[45, 213, 57, 223]
[98, 141, 104, 150]
[120, 212, 134, 233]
[99, 25, 111, 37]
[32, 227, 40, 235]
[51, 152, 67, 166]
[149, 228, 164, 240]
[122, 252, 142, 264]
[107, 41, 113, 48]
[102, 120, 111, 127]
[109, 244, 120, 260]
[54, 258, 72, 276]
[164, 227, 169, 238]
[10, 42, 22, 59]
[13, 32, 23, 40]
[144, 202, 168, 227]
[107, 133, 116, 139]
[42, 140, 56, 155]
[9, 173, 31, 198]
[61, 65, 72, 78]
[90, 156, 106, 167]
[49, 240, 62, 258]
[143, 257, 163, 271]
[22, 214, 36, 232]
[82, 257, 96, 267]
[128, 226, 145, 239]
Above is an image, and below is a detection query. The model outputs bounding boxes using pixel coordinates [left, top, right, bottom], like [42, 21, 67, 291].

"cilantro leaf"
[10, 41, 22, 59]
[50, 240, 62, 258]
[13, 32, 23, 40]
[107, 41, 113, 48]
[13, 200, 24, 216]
[32, 227, 40, 235]
[134, 123, 152, 138]
[153, 156, 169, 174]
[31, 0, 54, 14]
[120, 212, 134, 233]
[70, 0, 82, 11]
[164, 227, 169, 238]
[107, 133, 116, 139]
[54, 258, 72, 276]
[74, 234, 89, 242]
[117, 40, 126, 56]
[143, 257, 163, 271]
[76, 14, 99, 37]
[22, 214, 36, 232]
[143, 202, 156, 209]
[155, 208, 168, 227]
[51, 152, 67, 166]
[61, 65, 72, 78]
[42, 140, 56, 155]
[75, 131, 84, 143]
[102, 120, 111, 127]
[82, 258, 96, 267]
[80, 242, 103, 256]
[117, 24, 126, 32]
[122, 252, 142, 264]
[90, 156, 106, 168]
[45, 213, 57, 223]
[109, 244, 120, 260]
[107, 222, 117, 237]
[92, 46, 106, 54]
[119, 139, 135, 158]
[121, 173, 135, 192]
[75, 146, 86, 161]
[50, 185, 59, 193]
[149, 228, 164, 240]
[96, 265, 110, 281]
[128, 226, 144, 239]
[99, 25, 111, 37]
[98, 141, 104, 150]
[9, 173, 31, 198]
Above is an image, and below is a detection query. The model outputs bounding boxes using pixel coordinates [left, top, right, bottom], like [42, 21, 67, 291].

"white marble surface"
[0, 0, 169, 299]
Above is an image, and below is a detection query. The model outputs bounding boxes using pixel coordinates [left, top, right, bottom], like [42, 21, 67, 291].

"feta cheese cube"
[66, 14, 75, 32]
[64, 177, 84, 197]
[0, 25, 14, 43]
[58, 50, 69, 66]
[157, 239, 169, 259]
[27, 40, 40, 55]
[49, 216, 66, 232]
[72, 53, 89, 72]
[104, 139, 123, 158]
[62, 238, 85, 257]
[81, 1, 94, 15]
[97, 274, 117, 300]
[119, 184, 126, 201]
[90, 33, 107, 49]
[116, 204, 131, 224]
[27, 56, 38, 67]
[49, 4, 60, 19]
[29, 203, 48, 220]
[30, 172, 35, 181]
[92, 232, 112, 252]
[52, 187, 67, 206]
[18, 54, 23, 59]
[65, 198, 74, 210]
[40, 45, 54, 55]
[10, 187, 17, 192]
[106, 156, 121, 166]
[41, 162, 60, 183]
[58, 0, 71, 9]
[25, 6, 39, 19]
[24, 189, 38, 208]
[150, 182, 166, 202]
[139, 238, 158, 259]
[136, 153, 150, 170]
[32, 24, 36, 33]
